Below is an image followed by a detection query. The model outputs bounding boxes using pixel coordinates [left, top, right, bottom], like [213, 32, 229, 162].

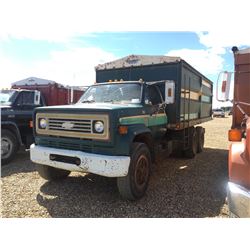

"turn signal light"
[118, 126, 128, 135]
[168, 88, 172, 97]
[228, 129, 242, 142]
[29, 121, 33, 128]
[221, 80, 227, 93]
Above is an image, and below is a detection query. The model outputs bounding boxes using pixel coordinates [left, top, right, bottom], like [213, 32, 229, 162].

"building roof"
[95, 54, 181, 70]
[11, 77, 59, 87]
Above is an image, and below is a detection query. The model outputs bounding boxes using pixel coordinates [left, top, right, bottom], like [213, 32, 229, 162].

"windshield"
[79, 83, 142, 104]
[0, 90, 16, 105]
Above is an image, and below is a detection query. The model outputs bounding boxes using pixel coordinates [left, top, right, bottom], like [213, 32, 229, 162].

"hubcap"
[134, 155, 149, 190]
[1, 137, 13, 159]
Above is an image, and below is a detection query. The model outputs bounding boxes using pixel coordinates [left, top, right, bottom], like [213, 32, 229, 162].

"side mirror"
[145, 99, 152, 105]
[165, 81, 175, 104]
[216, 71, 233, 101]
[34, 90, 41, 105]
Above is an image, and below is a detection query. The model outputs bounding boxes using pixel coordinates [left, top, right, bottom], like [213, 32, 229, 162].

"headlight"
[94, 121, 104, 133]
[39, 118, 47, 129]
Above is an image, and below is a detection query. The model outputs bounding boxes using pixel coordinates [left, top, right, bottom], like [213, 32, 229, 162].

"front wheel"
[1, 129, 19, 165]
[117, 143, 151, 200]
[37, 164, 70, 181]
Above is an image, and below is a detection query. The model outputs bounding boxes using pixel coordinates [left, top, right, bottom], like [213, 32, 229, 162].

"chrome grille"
[38, 138, 92, 152]
[48, 118, 92, 133]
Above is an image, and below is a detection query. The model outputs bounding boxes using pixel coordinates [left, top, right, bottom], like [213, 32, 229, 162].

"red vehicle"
[11, 78, 84, 105]
[217, 47, 250, 217]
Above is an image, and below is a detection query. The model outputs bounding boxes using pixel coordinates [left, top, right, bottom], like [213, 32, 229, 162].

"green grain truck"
[30, 55, 213, 200]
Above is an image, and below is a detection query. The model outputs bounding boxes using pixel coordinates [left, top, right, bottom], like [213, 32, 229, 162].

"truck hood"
[37, 102, 143, 111]
[0, 105, 12, 110]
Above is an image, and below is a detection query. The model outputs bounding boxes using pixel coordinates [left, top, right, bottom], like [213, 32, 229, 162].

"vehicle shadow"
[36, 147, 229, 218]
[1, 149, 35, 178]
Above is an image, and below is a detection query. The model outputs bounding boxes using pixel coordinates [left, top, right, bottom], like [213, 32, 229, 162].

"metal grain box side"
[179, 61, 213, 128]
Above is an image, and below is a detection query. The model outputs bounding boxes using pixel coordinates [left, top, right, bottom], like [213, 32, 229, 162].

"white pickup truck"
[212, 108, 225, 118]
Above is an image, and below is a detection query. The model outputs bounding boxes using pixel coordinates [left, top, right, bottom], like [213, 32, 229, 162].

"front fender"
[128, 124, 152, 140]
[115, 124, 152, 156]
[1, 121, 23, 145]
[127, 124, 153, 155]
[229, 140, 250, 189]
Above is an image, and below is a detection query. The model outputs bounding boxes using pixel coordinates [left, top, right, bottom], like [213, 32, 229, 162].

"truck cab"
[1, 89, 45, 164]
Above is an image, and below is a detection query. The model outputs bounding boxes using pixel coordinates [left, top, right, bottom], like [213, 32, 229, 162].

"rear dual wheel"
[196, 126, 205, 153]
[184, 126, 205, 158]
[184, 127, 198, 158]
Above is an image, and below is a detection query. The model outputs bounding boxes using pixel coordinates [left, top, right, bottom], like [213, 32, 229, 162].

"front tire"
[117, 143, 151, 200]
[37, 164, 70, 181]
[1, 129, 19, 165]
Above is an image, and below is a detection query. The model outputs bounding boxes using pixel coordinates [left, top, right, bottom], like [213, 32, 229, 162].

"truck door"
[144, 85, 167, 137]
[12, 91, 40, 145]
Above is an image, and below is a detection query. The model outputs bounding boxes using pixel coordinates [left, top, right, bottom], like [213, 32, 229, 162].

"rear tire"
[184, 127, 198, 158]
[37, 164, 70, 181]
[196, 126, 205, 153]
[1, 129, 19, 165]
[117, 142, 151, 200]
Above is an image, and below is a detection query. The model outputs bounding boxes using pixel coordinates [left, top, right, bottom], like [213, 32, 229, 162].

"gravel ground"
[1, 116, 231, 218]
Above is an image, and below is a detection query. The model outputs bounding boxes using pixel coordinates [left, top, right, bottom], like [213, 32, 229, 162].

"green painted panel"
[148, 115, 167, 126]
[120, 116, 148, 126]
[120, 114, 167, 127]
[201, 95, 211, 103]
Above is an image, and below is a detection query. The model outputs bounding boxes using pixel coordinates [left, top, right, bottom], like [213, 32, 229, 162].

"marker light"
[228, 129, 242, 142]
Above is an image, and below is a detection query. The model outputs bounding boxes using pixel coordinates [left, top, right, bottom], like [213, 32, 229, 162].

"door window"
[145, 86, 162, 105]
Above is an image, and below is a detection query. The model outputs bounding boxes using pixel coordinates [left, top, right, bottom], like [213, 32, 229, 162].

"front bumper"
[227, 182, 250, 218]
[30, 144, 130, 177]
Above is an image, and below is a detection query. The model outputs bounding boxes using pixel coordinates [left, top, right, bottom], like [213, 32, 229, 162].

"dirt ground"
[1, 116, 232, 218]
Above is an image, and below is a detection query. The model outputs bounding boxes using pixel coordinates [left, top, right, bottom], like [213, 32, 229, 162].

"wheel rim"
[1, 137, 13, 159]
[134, 155, 149, 191]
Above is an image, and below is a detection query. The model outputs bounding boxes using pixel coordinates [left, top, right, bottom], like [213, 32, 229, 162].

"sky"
[1, 0, 250, 108]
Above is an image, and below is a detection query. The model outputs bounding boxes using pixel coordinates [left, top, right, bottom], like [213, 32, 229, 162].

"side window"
[16, 92, 35, 106]
[145, 86, 162, 105]
[39, 95, 44, 105]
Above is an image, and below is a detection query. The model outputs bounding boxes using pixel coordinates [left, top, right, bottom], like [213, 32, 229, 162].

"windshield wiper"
[82, 100, 95, 103]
